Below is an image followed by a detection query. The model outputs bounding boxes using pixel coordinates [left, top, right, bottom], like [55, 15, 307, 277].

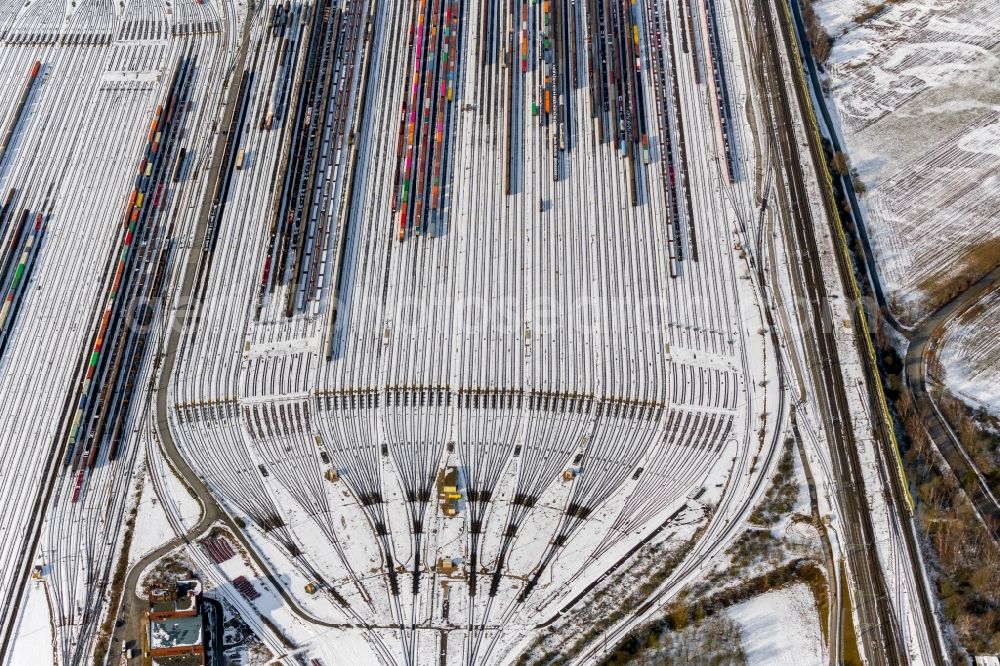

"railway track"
[109, 12, 402, 661]
[0, 36, 199, 658]
[0, 60, 41, 166]
[753, 3, 906, 662]
[0, 0, 831, 662]
[754, 0, 945, 661]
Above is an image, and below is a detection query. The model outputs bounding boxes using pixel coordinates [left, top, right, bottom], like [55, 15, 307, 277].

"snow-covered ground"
[935, 289, 1000, 414]
[6, 580, 52, 666]
[726, 583, 825, 666]
[814, 0, 1000, 323]
[150, 438, 203, 533]
[128, 471, 174, 568]
[773, 444, 818, 546]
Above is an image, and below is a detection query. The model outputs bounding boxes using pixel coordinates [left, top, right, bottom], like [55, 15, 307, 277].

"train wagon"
[235, 148, 246, 170]
[71, 471, 84, 502]
[174, 147, 186, 182]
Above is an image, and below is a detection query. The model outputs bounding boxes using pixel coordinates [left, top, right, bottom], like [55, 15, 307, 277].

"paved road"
[108, 13, 352, 657]
[108, 15, 250, 656]
[905, 265, 1000, 539]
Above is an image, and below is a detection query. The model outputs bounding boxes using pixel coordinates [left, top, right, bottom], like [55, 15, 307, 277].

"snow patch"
[726, 583, 825, 666]
[129, 471, 175, 566]
[7, 579, 53, 663]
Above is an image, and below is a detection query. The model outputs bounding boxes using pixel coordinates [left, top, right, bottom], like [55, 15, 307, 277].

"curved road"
[905, 265, 1000, 539]
[108, 12, 352, 658]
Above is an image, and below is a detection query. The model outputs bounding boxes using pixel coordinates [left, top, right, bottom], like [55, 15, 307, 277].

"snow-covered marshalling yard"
[0, 0, 950, 663]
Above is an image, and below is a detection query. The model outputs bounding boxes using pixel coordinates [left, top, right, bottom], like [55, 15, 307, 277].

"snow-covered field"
[726, 583, 825, 666]
[865, 113, 1000, 316]
[936, 289, 1000, 414]
[128, 472, 174, 568]
[815, 0, 1000, 323]
[822, 0, 1000, 135]
[6, 581, 52, 666]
